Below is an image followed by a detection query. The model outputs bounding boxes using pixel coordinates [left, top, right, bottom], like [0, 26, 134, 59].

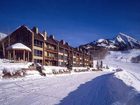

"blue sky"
[0, 0, 140, 46]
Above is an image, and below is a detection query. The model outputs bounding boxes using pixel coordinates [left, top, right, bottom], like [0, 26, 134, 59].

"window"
[64, 56, 67, 61]
[60, 62, 66, 66]
[58, 55, 63, 59]
[34, 39, 43, 47]
[65, 50, 68, 54]
[59, 62, 62, 66]
[48, 52, 56, 58]
[34, 49, 42, 57]
[34, 59, 42, 64]
[59, 48, 64, 53]
[47, 44, 56, 50]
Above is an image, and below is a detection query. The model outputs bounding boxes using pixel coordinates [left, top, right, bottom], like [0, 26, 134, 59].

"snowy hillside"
[103, 49, 140, 80]
[106, 49, 140, 63]
[0, 32, 7, 41]
[80, 33, 140, 50]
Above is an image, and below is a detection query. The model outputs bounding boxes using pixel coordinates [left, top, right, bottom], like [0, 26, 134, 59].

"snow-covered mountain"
[80, 33, 140, 50]
[0, 32, 7, 41]
[115, 33, 140, 49]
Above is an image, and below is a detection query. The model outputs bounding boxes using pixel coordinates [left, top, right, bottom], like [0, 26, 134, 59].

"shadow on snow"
[58, 73, 140, 105]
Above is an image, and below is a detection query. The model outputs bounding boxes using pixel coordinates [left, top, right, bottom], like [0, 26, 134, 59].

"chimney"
[76, 47, 79, 51]
[49, 35, 55, 39]
[80, 48, 83, 52]
[43, 31, 47, 40]
[60, 40, 65, 45]
[32, 27, 38, 34]
[66, 42, 69, 46]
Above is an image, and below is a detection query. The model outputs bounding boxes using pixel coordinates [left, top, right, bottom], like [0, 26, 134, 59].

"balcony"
[45, 56, 58, 61]
[46, 48, 58, 53]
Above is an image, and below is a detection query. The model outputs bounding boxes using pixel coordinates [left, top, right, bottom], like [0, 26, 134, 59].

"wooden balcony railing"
[45, 56, 58, 61]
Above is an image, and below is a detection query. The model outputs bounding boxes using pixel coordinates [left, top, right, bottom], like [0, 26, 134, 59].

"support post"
[13, 50, 15, 61]
[2, 42, 5, 58]
[8, 51, 10, 60]
[9, 51, 11, 60]
[23, 50, 25, 61]
[28, 51, 29, 62]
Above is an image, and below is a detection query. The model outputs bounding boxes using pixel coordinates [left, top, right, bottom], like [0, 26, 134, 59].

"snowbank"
[43, 66, 67, 74]
[0, 59, 33, 78]
[115, 70, 140, 92]
[0, 63, 32, 72]
[72, 67, 89, 72]
[43, 66, 91, 74]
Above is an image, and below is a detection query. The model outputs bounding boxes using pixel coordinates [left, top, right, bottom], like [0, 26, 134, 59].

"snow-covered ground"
[0, 49, 140, 105]
[0, 70, 140, 105]
[0, 71, 109, 105]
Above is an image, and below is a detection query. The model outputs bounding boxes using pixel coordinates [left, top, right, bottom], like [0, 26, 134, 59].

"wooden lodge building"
[0, 25, 93, 67]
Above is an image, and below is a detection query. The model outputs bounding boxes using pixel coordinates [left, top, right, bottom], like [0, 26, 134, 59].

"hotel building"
[0, 25, 93, 67]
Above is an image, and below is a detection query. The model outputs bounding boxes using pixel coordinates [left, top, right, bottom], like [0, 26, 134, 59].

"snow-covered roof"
[6, 43, 31, 51]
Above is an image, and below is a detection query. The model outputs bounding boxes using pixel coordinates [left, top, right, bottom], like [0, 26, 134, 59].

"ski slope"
[103, 49, 140, 78]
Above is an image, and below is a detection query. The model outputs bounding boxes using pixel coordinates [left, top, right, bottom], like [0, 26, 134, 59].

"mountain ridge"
[80, 33, 140, 51]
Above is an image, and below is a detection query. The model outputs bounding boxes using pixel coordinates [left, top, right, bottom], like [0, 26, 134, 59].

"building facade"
[0, 25, 93, 67]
